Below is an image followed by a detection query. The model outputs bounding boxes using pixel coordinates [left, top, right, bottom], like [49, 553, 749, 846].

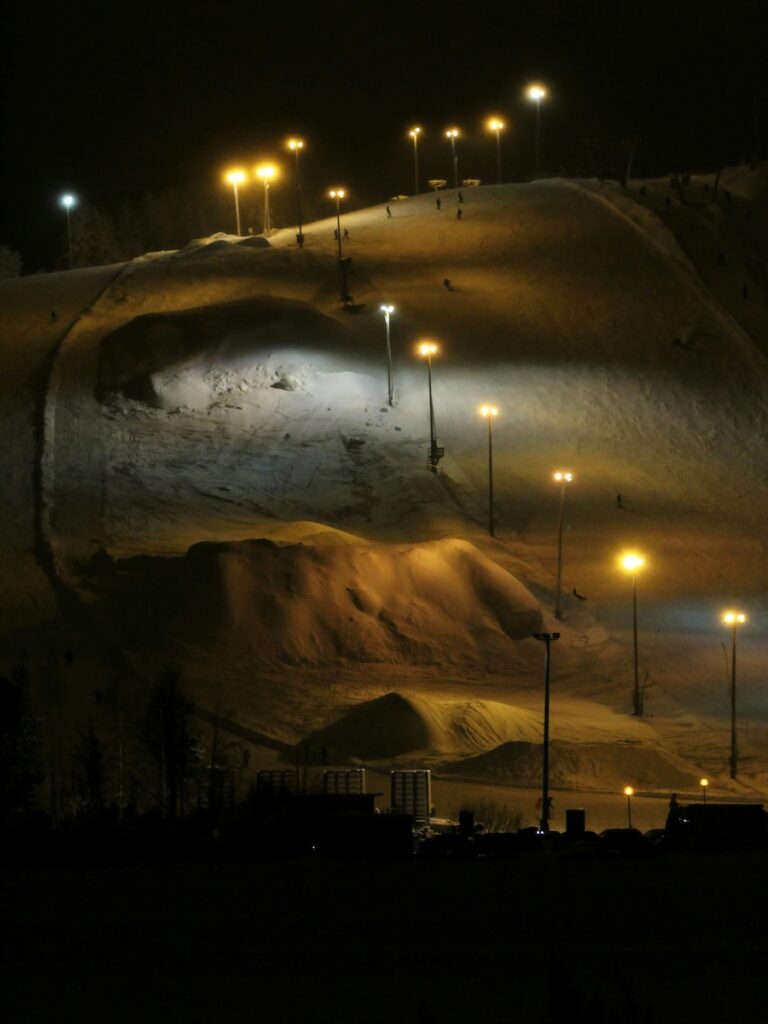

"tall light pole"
[534, 631, 560, 833]
[486, 117, 506, 184]
[620, 551, 646, 717]
[380, 304, 395, 406]
[409, 126, 422, 194]
[723, 610, 747, 779]
[700, 777, 709, 803]
[255, 164, 278, 236]
[480, 404, 498, 537]
[329, 188, 346, 261]
[59, 193, 77, 269]
[553, 471, 574, 620]
[416, 340, 443, 471]
[445, 128, 460, 189]
[286, 139, 305, 246]
[623, 786, 634, 829]
[526, 83, 547, 177]
[224, 169, 246, 237]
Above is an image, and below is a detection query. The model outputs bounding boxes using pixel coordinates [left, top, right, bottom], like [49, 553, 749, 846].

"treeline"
[0, 657, 249, 834]
[60, 177, 362, 271]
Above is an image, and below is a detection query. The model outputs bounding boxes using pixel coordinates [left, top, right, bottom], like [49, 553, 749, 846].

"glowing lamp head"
[409, 126, 422, 138]
[723, 610, 747, 626]
[526, 84, 547, 102]
[553, 471, 574, 483]
[445, 128, 460, 139]
[329, 188, 346, 200]
[700, 778, 709, 788]
[224, 169, 246, 186]
[487, 117, 505, 132]
[60, 193, 76, 209]
[417, 340, 439, 358]
[286, 138, 304, 151]
[380, 304, 395, 315]
[479, 404, 498, 418]
[255, 164, 278, 182]
[623, 786, 634, 797]
[620, 552, 645, 574]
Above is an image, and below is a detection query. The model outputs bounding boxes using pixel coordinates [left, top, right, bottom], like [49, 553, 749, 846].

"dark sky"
[3, 0, 765, 268]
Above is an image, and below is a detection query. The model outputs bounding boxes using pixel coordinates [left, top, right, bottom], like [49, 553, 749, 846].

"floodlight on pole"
[59, 193, 77, 269]
[286, 139, 305, 246]
[480, 404, 499, 537]
[445, 128, 460, 189]
[700, 777, 709, 803]
[409, 126, 422, 194]
[416, 340, 443, 471]
[533, 631, 561, 833]
[620, 551, 646, 717]
[722, 609, 747, 779]
[525, 83, 547, 177]
[553, 471, 574, 620]
[255, 164, 278, 236]
[486, 117, 506, 184]
[623, 786, 634, 829]
[380, 304, 395, 406]
[224, 169, 246, 237]
[328, 188, 347, 261]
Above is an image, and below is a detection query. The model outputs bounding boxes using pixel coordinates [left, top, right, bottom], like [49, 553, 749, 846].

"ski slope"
[2, 169, 768, 811]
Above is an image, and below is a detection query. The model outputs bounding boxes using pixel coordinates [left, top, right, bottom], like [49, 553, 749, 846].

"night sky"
[3, 0, 765, 268]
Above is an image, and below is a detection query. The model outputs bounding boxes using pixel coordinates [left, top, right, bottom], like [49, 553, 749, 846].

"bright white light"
[487, 117, 505, 132]
[445, 128, 460, 139]
[623, 786, 634, 797]
[286, 138, 305, 151]
[329, 188, 346, 199]
[60, 194, 76, 209]
[409, 126, 422, 138]
[553, 471, 574, 483]
[479, 404, 498, 418]
[526, 84, 547, 102]
[417, 340, 439, 358]
[380, 304, 395, 314]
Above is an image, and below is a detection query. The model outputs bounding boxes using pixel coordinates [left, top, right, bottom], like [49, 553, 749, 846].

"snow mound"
[444, 740, 702, 791]
[110, 536, 543, 667]
[303, 691, 545, 760]
[174, 232, 270, 256]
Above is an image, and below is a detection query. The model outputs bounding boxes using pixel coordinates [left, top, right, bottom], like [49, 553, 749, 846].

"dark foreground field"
[3, 853, 768, 1024]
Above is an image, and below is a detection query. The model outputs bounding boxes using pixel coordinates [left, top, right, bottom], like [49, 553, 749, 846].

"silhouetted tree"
[71, 722, 108, 812]
[0, 667, 43, 823]
[144, 668, 200, 820]
[0, 245, 22, 278]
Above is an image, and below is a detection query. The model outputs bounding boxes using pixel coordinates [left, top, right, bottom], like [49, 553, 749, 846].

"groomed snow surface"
[3, 169, 768, 829]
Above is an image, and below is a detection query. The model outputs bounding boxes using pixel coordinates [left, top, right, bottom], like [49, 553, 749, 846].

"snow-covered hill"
[3, 168, 768, 818]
